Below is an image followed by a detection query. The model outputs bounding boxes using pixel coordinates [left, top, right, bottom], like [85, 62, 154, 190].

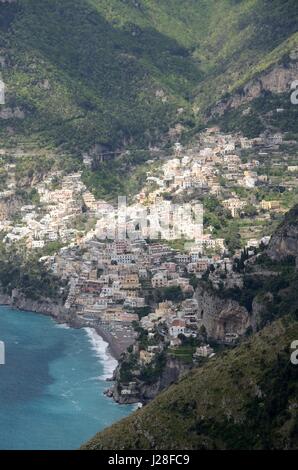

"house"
[100, 287, 114, 297]
[195, 236, 225, 253]
[138, 268, 148, 280]
[119, 273, 140, 289]
[89, 269, 98, 281]
[83, 154, 93, 168]
[169, 319, 186, 337]
[124, 297, 145, 308]
[187, 262, 198, 274]
[181, 298, 198, 316]
[175, 254, 190, 264]
[83, 192, 97, 211]
[154, 301, 174, 320]
[167, 277, 190, 290]
[193, 344, 214, 358]
[161, 262, 177, 273]
[268, 133, 283, 145]
[101, 307, 138, 323]
[246, 239, 259, 248]
[151, 272, 168, 288]
[114, 240, 128, 254]
[112, 253, 135, 265]
[147, 345, 160, 353]
[240, 137, 252, 149]
[260, 200, 280, 211]
[121, 388, 134, 396]
[224, 333, 239, 344]
[197, 258, 210, 272]
[31, 240, 45, 249]
[288, 166, 298, 172]
[174, 142, 183, 155]
[223, 143, 236, 154]
[139, 350, 155, 365]
[222, 198, 246, 218]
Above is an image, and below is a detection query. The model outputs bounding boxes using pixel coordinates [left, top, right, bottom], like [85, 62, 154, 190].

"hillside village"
[0, 0, 297, 451]
[0, 126, 297, 392]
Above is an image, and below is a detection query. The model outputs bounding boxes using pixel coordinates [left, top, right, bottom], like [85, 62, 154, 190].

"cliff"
[267, 204, 298, 262]
[0, 289, 69, 321]
[194, 285, 250, 341]
[111, 356, 192, 405]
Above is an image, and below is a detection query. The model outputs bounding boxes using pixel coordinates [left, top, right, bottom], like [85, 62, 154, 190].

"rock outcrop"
[267, 204, 298, 262]
[0, 289, 69, 320]
[210, 60, 298, 117]
[111, 356, 192, 405]
[194, 285, 250, 341]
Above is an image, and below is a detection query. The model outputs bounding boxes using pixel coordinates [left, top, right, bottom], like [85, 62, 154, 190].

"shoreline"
[93, 323, 123, 362]
[0, 294, 122, 365]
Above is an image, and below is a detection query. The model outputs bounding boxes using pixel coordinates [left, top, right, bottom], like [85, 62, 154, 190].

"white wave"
[84, 327, 117, 380]
[82, 376, 102, 383]
[132, 402, 142, 411]
[55, 323, 71, 329]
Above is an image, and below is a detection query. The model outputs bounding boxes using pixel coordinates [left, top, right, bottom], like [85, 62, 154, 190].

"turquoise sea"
[0, 306, 133, 449]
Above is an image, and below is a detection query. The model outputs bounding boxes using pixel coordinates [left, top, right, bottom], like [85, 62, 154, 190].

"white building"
[169, 319, 186, 337]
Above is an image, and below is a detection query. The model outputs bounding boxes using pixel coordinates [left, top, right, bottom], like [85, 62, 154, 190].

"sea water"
[0, 306, 133, 449]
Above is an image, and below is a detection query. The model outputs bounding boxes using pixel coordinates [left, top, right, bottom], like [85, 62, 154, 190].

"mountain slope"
[0, 0, 297, 156]
[0, 0, 198, 154]
[82, 314, 298, 450]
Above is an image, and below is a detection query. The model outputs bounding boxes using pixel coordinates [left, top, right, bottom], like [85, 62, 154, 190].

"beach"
[0, 292, 136, 375]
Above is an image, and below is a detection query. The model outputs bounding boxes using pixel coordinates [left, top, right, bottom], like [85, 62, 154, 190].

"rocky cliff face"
[0, 289, 69, 320]
[111, 356, 192, 405]
[267, 204, 298, 262]
[210, 60, 298, 117]
[194, 285, 250, 341]
[0, 196, 25, 221]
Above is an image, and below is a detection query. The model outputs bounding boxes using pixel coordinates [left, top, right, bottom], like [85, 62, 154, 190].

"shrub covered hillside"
[0, 0, 297, 156]
[82, 314, 298, 450]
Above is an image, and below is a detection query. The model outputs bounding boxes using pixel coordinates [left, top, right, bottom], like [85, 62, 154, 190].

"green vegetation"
[153, 286, 185, 302]
[41, 241, 66, 257]
[14, 155, 54, 184]
[119, 354, 138, 383]
[0, 243, 67, 301]
[201, 196, 245, 254]
[82, 314, 298, 449]
[1, 0, 198, 154]
[217, 91, 298, 138]
[168, 345, 196, 364]
[135, 306, 151, 320]
[217, 260, 297, 318]
[139, 352, 167, 384]
[1, 1, 297, 196]
[161, 238, 189, 253]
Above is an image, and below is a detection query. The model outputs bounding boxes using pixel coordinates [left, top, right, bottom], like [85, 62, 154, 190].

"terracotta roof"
[171, 319, 186, 327]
